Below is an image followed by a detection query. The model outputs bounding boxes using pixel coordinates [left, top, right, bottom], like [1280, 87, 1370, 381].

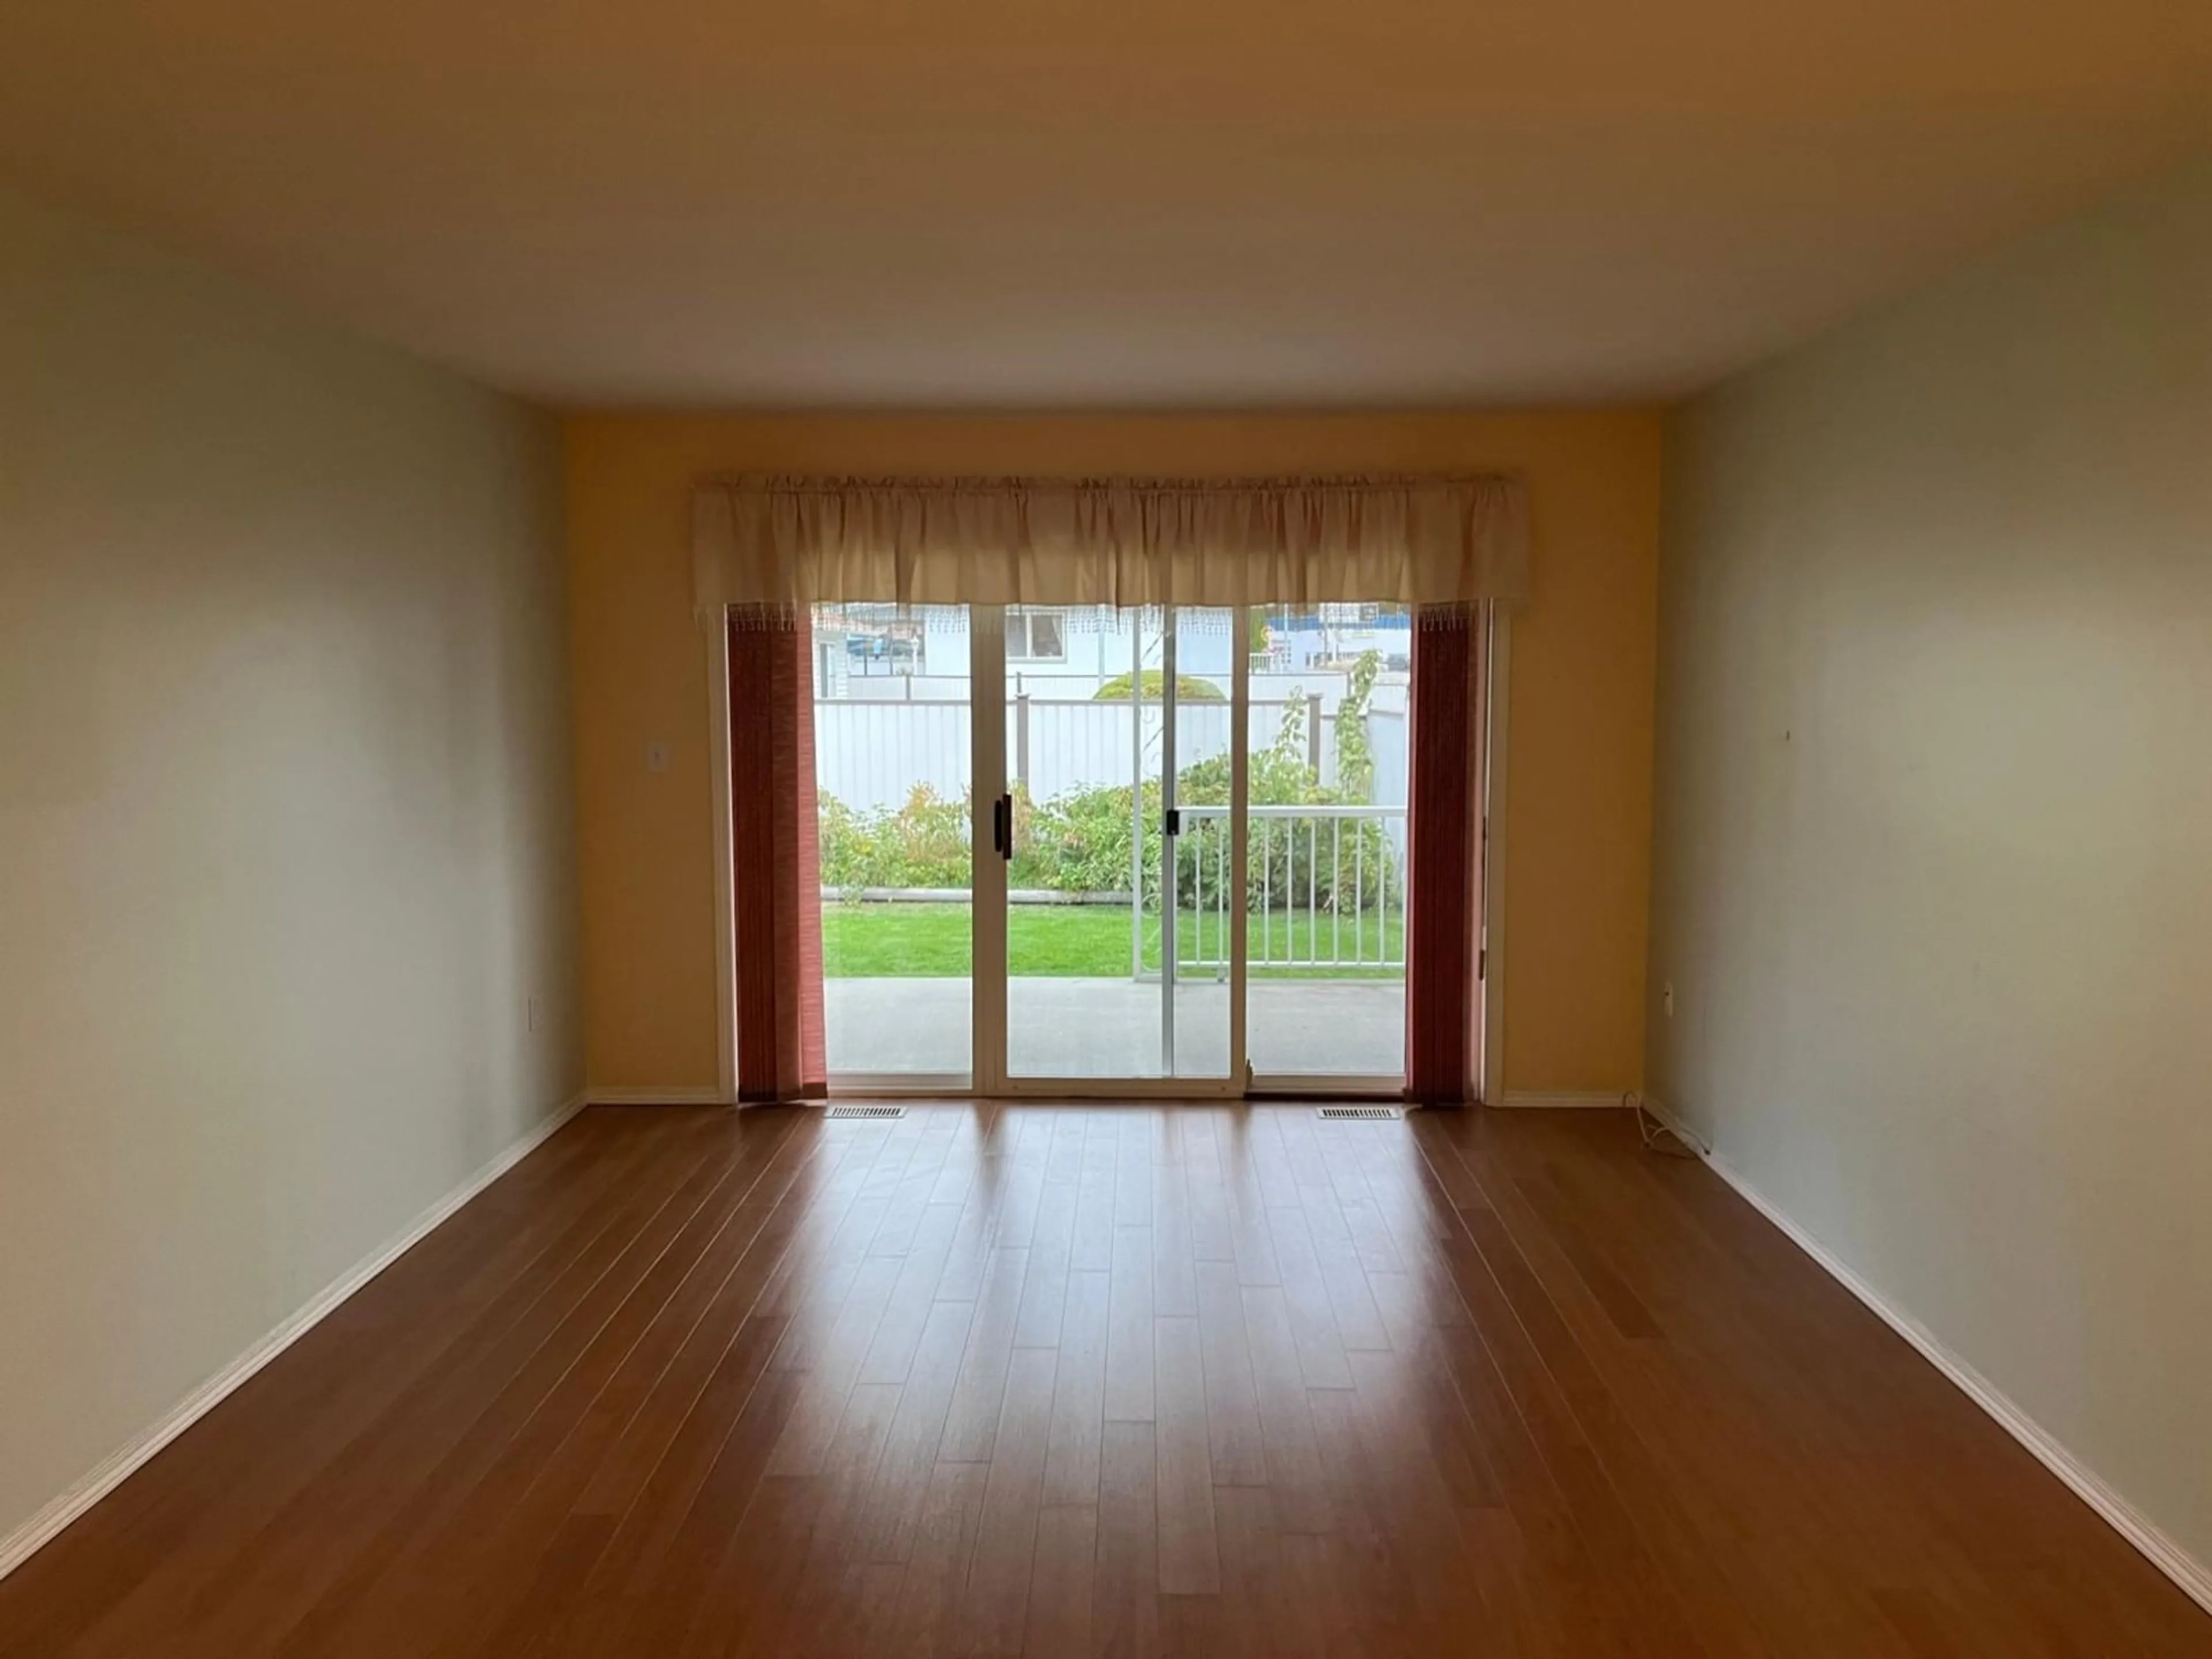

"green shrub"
[820, 783, 972, 892]
[1013, 777, 1147, 894]
[1090, 670, 1226, 703]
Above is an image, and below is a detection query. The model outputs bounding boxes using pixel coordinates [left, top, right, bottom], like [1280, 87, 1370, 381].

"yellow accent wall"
[565, 412, 1660, 1096]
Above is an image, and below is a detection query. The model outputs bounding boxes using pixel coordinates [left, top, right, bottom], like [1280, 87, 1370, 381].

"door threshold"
[825, 1076, 1406, 1104]
[1246, 1088, 1409, 1105]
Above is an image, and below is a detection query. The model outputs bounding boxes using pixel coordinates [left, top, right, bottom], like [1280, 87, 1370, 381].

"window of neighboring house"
[1006, 607, 1068, 662]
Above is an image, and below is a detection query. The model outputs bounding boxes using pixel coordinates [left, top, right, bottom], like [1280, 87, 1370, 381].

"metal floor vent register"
[1316, 1105, 1404, 1121]
[825, 1104, 907, 1120]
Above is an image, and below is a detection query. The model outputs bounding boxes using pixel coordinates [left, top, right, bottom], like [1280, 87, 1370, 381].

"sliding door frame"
[708, 611, 739, 1104]
[1477, 605, 1507, 1106]
[708, 601, 1506, 1106]
[971, 609, 1010, 1094]
[983, 603, 1250, 1100]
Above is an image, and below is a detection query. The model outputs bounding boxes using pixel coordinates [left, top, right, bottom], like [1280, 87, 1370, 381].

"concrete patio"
[823, 975, 1404, 1078]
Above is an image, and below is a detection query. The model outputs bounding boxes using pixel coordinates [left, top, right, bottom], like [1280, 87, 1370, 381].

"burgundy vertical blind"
[1404, 607, 1487, 1104]
[728, 611, 827, 1102]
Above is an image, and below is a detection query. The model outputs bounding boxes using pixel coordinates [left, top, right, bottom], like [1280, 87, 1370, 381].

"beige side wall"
[563, 411, 1662, 1097]
[1650, 157, 2212, 1573]
[0, 188, 582, 1546]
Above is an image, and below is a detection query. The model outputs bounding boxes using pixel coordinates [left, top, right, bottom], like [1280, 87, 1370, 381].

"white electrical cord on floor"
[1624, 1091, 1703, 1158]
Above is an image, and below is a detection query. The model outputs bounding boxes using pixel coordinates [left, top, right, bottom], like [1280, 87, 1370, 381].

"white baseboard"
[0, 1089, 589, 1586]
[1496, 1090, 1630, 1110]
[585, 1085, 732, 1107]
[1688, 1126, 2212, 1618]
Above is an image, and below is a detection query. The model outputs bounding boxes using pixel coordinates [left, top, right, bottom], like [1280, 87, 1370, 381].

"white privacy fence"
[814, 696, 1408, 819]
[815, 699, 975, 804]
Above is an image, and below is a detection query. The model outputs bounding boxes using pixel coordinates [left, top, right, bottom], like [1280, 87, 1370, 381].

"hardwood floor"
[3, 1103, 2204, 1657]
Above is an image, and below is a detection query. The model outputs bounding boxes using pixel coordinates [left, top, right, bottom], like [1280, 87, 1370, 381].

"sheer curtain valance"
[694, 472, 1528, 620]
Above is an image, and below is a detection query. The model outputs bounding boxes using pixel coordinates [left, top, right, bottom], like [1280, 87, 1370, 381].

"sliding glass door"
[810, 599, 1415, 1096]
[980, 605, 1243, 1090]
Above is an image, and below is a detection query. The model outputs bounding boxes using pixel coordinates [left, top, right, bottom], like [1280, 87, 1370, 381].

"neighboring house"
[1259, 603, 1414, 674]
[815, 602, 1412, 698]
[813, 604, 1238, 696]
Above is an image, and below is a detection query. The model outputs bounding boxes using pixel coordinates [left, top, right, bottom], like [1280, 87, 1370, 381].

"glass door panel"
[1003, 604, 1162, 1078]
[1245, 603, 1410, 1082]
[998, 605, 1240, 1084]
[1166, 608, 1236, 1079]
[812, 602, 974, 1083]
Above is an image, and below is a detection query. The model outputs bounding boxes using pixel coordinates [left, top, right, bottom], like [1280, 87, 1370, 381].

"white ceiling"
[3, 0, 2209, 409]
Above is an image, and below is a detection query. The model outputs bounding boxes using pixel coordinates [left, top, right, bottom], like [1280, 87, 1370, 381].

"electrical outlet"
[1662, 980, 1675, 1019]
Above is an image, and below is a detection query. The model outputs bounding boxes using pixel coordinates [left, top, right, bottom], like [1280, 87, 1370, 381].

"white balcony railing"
[1174, 804, 1407, 975]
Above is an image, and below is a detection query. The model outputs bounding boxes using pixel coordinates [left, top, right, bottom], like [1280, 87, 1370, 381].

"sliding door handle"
[991, 793, 1015, 861]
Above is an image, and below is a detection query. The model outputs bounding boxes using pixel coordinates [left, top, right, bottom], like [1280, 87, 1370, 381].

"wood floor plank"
[1150, 1160, 1199, 1320]
[1111, 1116, 1154, 1229]
[552, 1354, 806, 1658]
[957, 1344, 1060, 1655]
[530, 1312, 793, 1654]
[763, 1250, 906, 1477]
[1068, 1113, 1121, 1272]
[937, 1244, 1033, 1461]
[1022, 1502, 1098, 1658]
[1346, 1345, 1510, 1649]
[1238, 1283, 1335, 1536]
[1040, 1270, 1111, 1508]
[1101, 1225, 1156, 1423]
[562, 1149, 825, 1530]
[1312, 1118, 1406, 1277]
[1013, 1152, 1079, 1350]
[1213, 1486, 1324, 1659]
[1223, 1171, 1282, 1291]
[414, 1124, 810, 1517]
[1305, 1380, 1429, 1655]
[1181, 1113, 1237, 1265]
[850, 1295, 979, 1565]
[870, 1120, 960, 1241]
[1090, 1421, 1163, 1659]
[5, 1104, 2207, 1659]
[855, 1199, 965, 1386]
[733, 1379, 904, 1657]
[1261, 1199, 1355, 1391]
[419, 1191, 804, 1654]
[1152, 1315, 1221, 1596]
[929, 1172, 999, 1304]
[1192, 1259, 1267, 1488]
[882, 1459, 991, 1659]
[1415, 1122, 1741, 1657]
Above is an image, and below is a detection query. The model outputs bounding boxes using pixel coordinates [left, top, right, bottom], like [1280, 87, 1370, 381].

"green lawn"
[819, 901, 1403, 979]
